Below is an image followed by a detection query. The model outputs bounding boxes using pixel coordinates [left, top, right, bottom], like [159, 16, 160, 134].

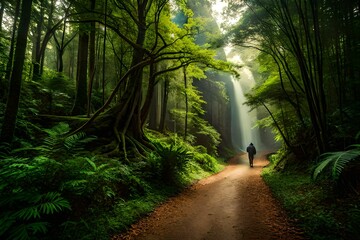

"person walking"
[246, 143, 256, 167]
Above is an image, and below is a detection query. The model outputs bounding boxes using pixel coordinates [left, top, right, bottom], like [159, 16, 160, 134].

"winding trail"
[113, 152, 304, 240]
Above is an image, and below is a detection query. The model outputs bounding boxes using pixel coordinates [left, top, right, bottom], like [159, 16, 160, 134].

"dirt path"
[113, 153, 304, 240]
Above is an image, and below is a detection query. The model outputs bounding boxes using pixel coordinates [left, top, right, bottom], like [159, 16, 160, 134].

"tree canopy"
[226, 0, 360, 159]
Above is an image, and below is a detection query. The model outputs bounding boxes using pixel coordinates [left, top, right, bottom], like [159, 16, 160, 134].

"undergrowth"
[262, 153, 360, 240]
[0, 123, 224, 240]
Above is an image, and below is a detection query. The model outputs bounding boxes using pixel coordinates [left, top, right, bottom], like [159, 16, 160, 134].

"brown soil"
[113, 152, 305, 240]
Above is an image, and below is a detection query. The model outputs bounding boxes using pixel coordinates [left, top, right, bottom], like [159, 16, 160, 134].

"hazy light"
[211, 1, 241, 33]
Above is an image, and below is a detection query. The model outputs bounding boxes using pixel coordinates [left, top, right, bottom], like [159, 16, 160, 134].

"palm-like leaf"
[313, 144, 360, 180]
[8, 222, 49, 240]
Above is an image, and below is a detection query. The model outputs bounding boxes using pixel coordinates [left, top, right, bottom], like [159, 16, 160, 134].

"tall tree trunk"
[183, 66, 188, 141]
[68, 40, 75, 79]
[148, 81, 159, 130]
[141, 62, 156, 125]
[121, 1, 148, 141]
[0, 0, 5, 94]
[102, 0, 107, 106]
[5, 0, 20, 82]
[32, 0, 44, 81]
[71, 24, 89, 115]
[0, 0, 33, 145]
[279, 0, 327, 153]
[159, 78, 169, 132]
[87, 0, 96, 116]
[0, 0, 5, 31]
[40, 0, 55, 75]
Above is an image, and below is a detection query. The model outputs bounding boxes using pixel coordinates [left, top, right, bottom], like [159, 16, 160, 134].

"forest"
[0, 0, 359, 239]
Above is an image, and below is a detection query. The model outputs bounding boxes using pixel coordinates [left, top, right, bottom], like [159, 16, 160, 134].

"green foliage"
[0, 157, 71, 240]
[108, 191, 170, 233]
[262, 170, 343, 239]
[193, 151, 221, 172]
[43, 122, 71, 136]
[348, 207, 360, 238]
[12, 122, 97, 159]
[154, 142, 193, 185]
[42, 69, 75, 95]
[1, 128, 223, 240]
[40, 70, 74, 115]
[313, 144, 360, 181]
[312, 144, 360, 195]
[146, 129, 222, 173]
[62, 156, 147, 205]
[63, 132, 97, 153]
[63, 157, 119, 197]
[43, 123, 97, 156]
[192, 117, 221, 155]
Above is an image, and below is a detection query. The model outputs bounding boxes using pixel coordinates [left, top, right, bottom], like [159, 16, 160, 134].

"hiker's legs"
[248, 155, 253, 167]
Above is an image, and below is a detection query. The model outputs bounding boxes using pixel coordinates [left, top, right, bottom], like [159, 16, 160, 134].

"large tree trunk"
[0, 0, 5, 31]
[32, 0, 44, 81]
[72, 24, 89, 115]
[141, 62, 156, 126]
[0, 0, 33, 145]
[87, 0, 96, 116]
[40, 0, 55, 75]
[117, 1, 148, 141]
[5, 0, 20, 82]
[101, 0, 107, 106]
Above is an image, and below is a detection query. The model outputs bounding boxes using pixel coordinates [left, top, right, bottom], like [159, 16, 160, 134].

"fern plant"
[348, 208, 360, 238]
[0, 157, 71, 240]
[43, 126, 97, 157]
[155, 143, 193, 184]
[313, 144, 360, 181]
[12, 122, 97, 158]
[313, 144, 360, 195]
[63, 157, 126, 206]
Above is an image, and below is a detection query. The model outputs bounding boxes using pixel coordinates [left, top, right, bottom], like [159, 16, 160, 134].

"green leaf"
[14, 206, 41, 221]
[313, 145, 360, 181]
[0, 212, 16, 236]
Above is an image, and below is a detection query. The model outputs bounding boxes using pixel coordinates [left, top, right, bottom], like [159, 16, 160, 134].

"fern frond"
[8, 223, 30, 240]
[14, 206, 41, 221]
[27, 222, 49, 234]
[64, 132, 86, 150]
[39, 192, 71, 214]
[103, 186, 116, 198]
[0, 212, 16, 236]
[44, 122, 70, 136]
[85, 157, 97, 171]
[332, 149, 360, 179]
[97, 163, 111, 171]
[0, 142, 11, 157]
[8, 222, 49, 240]
[42, 136, 64, 155]
[313, 144, 360, 180]
[63, 180, 88, 193]
[11, 146, 52, 154]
